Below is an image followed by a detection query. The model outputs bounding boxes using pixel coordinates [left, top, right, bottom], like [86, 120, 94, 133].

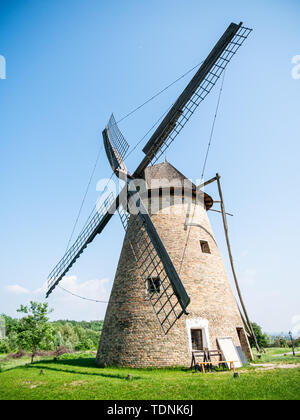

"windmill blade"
[103, 114, 129, 176]
[118, 185, 190, 334]
[134, 22, 252, 177]
[107, 114, 129, 160]
[46, 192, 116, 298]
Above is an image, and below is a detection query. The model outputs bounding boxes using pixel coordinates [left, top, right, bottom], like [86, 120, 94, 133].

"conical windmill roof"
[144, 161, 193, 189]
[144, 161, 213, 209]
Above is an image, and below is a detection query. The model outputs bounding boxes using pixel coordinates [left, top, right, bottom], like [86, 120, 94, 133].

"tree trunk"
[31, 347, 36, 364]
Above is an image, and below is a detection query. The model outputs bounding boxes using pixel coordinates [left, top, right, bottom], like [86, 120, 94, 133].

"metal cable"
[65, 143, 104, 252]
[123, 104, 173, 162]
[116, 61, 203, 125]
[201, 70, 226, 179]
[179, 72, 226, 274]
[58, 285, 109, 303]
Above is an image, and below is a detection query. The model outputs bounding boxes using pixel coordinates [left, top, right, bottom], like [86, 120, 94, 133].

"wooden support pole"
[197, 176, 218, 191]
[237, 301, 251, 336]
[215, 174, 261, 353]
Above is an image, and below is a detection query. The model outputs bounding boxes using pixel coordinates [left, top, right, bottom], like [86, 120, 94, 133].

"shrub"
[54, 346, 73, 358]
[0, 339, 10, 354]
[75, 339, 95, 351]
[6, 350, 27, 359]
[293, 338, 300, 348]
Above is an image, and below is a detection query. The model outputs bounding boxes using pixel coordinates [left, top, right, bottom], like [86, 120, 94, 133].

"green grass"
[251, 348, 300, 365]
[0, 351, 299, 400]
[262, 347, 299, 355]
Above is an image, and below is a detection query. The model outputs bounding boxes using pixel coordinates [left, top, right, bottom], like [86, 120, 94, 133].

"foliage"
[0, 314, 18, 335]
[51, 320, 103, 351]
[0, 314, 18, 351]
[1, 309, 103, 355]
[0, 340, 10, 354]
[15, 302, 55, 363]
[249, 323, 272, 349]
[273, 336, 289, 348]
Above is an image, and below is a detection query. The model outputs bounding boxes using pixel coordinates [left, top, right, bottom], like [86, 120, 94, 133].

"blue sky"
[0, 0, 299, 334]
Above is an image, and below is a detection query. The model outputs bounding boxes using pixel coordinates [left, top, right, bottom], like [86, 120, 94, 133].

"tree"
[274, 336, 288, 348]
[249, 323, 271, 349]
[55, 331, 64, 348]
[59, 323, 78, 350]
[15, 302, 54, 363]
[75, 339, 94, 351]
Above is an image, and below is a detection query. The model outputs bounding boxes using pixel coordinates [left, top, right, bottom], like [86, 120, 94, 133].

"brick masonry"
[96, 163, 253, 367]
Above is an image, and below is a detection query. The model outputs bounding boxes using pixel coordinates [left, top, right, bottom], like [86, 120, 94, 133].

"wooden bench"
[191, 349, 225, 372]
[195, 360, 238, 373]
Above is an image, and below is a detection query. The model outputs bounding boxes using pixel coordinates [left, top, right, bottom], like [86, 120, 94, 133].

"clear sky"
[0, 0, 299, 335]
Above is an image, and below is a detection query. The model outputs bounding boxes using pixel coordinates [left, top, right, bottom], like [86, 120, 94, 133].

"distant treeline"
[0, 314, 103, 354]
[1, 312, 299, 356]
[249, 323, 300, 349]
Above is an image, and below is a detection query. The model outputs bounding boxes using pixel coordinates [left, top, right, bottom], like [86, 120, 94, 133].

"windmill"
[47, 22, 258, 367]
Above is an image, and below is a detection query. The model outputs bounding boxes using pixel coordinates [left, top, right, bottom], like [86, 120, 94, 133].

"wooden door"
[191, 329, 203, 351]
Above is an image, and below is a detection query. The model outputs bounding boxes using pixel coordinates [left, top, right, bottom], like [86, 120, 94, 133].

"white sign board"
[217, 337, 242, 369]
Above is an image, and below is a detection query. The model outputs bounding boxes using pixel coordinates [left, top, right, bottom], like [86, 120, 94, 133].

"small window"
[147, 277, 161, 295]
[191, 329, 203, 351]
[200, 240, 211, 254]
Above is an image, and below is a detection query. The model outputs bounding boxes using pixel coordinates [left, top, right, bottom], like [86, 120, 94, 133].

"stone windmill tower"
[97, 161, 253, 367]
[46, 22, 255, 368]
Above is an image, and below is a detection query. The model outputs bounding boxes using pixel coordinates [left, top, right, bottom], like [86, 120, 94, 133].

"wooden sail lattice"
[47, 193, 115, 297]
[141, 25, 252, 168]
[118, 199, 189, 334]
[103, 114, 129, 175]
[107, 114, 129, 161]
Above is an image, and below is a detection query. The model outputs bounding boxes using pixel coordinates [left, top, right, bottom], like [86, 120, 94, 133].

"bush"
[0, 339, 10, 354]
[273, 337, 289, 348]
[6, 350, 27, 359]
[54, 346, 73, 358]
[294, 338, 300, 346]
[75, 339, 94, 351]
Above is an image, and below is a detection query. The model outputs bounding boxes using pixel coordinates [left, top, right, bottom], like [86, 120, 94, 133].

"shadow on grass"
[7, 358, 143, 381]
[1, 356, 191, 380]
[39, 357, 97, 369]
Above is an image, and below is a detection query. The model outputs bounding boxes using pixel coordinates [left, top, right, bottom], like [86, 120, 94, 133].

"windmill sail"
[118, 187, 190, 334]
[134, 22, 252, 177]
[103, 114, 129, 175]
[47, 193, 116, 297]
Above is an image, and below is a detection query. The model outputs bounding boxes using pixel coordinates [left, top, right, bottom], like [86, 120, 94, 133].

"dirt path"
[273, 352, 300, 357]
[248, 363, 300, 372]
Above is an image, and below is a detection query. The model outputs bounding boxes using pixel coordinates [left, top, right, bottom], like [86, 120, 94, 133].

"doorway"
[236, 327, 253, 360]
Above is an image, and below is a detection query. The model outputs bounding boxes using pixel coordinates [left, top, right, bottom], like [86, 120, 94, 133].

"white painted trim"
[186, 318, 210, 352]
